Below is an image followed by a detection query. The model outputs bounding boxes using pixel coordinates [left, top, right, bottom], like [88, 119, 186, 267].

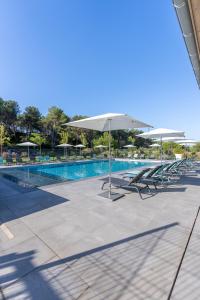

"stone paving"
[0, 168, 200, 299]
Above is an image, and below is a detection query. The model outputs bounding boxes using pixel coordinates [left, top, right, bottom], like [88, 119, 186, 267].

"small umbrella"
[17, 142, 38, 159]
[57, 143, 73, 157]
[65, 113, 152, 200]
[123, 144, 136, 148]
[74, 144, 85, 148]
[95, 145, 108, 148]
[137, 128, 185, 163]
[150, 143, 160, 147]
[74, 144, 85, 156]
[95, 145, 108, 155]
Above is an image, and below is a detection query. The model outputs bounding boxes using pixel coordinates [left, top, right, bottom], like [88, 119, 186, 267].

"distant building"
[173, 0, 200, 88]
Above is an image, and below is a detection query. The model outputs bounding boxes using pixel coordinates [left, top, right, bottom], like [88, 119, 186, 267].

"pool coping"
[0, 158, 164, 169]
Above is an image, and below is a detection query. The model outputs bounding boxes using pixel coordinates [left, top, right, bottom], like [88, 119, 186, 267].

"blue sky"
[0, 0, 199, 138]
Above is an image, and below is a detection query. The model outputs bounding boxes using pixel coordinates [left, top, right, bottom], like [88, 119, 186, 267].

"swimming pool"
[0, 160, 152, 187]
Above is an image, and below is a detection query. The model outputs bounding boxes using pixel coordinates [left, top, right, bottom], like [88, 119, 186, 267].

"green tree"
[192, 142, 200, 152]
[162, 142, 174, 156]
[128, 136, 136, 145]
[93, 132, 114, 147]
[30, 133, 46, 155]
[80, 132, 88, 146]
[0, 99, 20, 140]
[0, 124, 10, 155]
[44, 106, 70, 148]
[71, 115, 88, 121]
[0, 98, 4, 116]
[173, 144, 184, 154]
[19, 106, 42, 137]
[112, 130, 129, 148]
[59, 130, 70, 144]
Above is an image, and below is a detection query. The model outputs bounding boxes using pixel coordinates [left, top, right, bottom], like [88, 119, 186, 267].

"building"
[173, 0, 200, 87]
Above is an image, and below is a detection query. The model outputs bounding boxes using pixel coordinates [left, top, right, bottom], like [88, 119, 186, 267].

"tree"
[172, 144, 184, 154]
[0, 98, 4, 117]
[44, 106, 70, 148]
[80, 132, 88, 146]
[30, 133, 46, 155]
[93, 132, 114, 147]
[59, 130, 69, 144]
[192, 142, 200, 153]
[128, 136, 136, 145]
[162, 142, 174, 156]
[0, 99, 20, 139]
[0, 124, 10, 155]
[71, 115, 88, 121]
[19, 106, 42, 137]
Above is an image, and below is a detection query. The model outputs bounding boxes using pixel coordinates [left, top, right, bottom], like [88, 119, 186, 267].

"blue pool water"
[0, 160, 152, 187]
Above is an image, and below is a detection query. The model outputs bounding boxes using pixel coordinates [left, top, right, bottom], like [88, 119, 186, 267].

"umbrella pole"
[108, 119, 111, 198]
[160, 137, 163, 164]
[28, 146, 29, 160]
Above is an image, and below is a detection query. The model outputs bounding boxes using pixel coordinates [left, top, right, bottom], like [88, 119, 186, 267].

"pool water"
[0, 160, 152, 187]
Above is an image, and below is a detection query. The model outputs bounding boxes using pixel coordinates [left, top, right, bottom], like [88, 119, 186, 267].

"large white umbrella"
[175, 139, 197, 144]
[154, 136, 185, 142]
[138, 128, 185, 163]
[57, 143, 73, 157]
[175, 139, 198, 147]
[65, 113, 152, 200]
[17, 142, 38, 159]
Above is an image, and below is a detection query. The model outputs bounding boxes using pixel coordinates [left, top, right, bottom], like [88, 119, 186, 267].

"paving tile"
[0, 202, 35, 251]
[1, 168, 200, 299]
[2, 256, 88, 300]
[170, 210, 200, 300]
[0, 236, 55, 289]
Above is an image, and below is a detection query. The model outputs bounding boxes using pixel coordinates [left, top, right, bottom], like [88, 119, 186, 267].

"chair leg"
[146, 184, 152, 193]
[128, 185, 142, 198]
[101, 182, 106, 190]
[135, 186, 143, 199]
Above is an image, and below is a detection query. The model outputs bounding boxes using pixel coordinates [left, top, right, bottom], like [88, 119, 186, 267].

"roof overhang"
[173, 0, 200, 88]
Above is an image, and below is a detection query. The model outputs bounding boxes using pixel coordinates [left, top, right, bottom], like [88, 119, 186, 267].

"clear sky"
[0, 0, 199, 139]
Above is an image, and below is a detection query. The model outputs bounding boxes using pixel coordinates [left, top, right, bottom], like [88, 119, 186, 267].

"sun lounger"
[139, 164, 170, 188]
[134, 159, 199, 189]
[101, 168, 151, 198]
[123, 165, 162, 179]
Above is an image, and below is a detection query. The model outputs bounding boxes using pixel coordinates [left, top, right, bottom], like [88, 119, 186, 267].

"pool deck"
[0, 166, 200, 299]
